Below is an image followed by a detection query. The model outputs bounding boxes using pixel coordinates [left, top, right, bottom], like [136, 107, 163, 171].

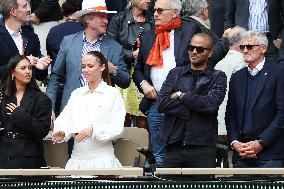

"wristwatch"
[176, 91, 182, 98]
[257, 139, 265, 147]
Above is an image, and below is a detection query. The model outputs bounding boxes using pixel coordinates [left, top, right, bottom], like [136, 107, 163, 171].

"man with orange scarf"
[133, 0, 200, 167]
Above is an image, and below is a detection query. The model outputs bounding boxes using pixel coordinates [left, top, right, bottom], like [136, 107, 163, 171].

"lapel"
[174, 25, 183, 65]
[238, 68, 248, 113]
[20, 89, 36, 111]
[250, 62, 271, 108]
[74, 32, 84, 72]
[21, 28, 29, 54]
[0, 25, 19, 55]
[100, 35, 109, 58]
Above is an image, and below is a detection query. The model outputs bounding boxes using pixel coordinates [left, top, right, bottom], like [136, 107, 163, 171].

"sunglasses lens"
[154, 8, 163, 14]
[188, 45, 206, 53]
[239, 45, 245, 51]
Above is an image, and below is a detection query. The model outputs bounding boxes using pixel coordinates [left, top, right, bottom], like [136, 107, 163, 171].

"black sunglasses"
[153, 8, 173, 14]
[188, 45, 211, 54]
[239, 44, 260, 51]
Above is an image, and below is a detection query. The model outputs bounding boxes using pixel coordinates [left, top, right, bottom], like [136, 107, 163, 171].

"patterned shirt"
[80, 33, 103, 86]
[248, 0, 269, 32]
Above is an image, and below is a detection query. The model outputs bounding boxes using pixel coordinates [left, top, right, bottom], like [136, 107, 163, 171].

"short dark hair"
[191, 32, 214, 49]
[0, 0, 18, 20]
[0, 55, 39, 97]
[62, 0, 82, 17]
[85, 51, 111, 85]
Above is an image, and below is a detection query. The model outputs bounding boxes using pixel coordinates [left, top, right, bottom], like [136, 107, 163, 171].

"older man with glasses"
[226, 30, 284, 168]
[157, 32, 227, 168]
[133, 0, 200, 167]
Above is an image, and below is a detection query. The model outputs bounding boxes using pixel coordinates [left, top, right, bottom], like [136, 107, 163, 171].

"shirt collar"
[182, 65, 212, 76]
[83, 32, 104, 44]
[247, 58, 265, 76]
[5, 25, 21, 36]
[81, 80, 108, 95]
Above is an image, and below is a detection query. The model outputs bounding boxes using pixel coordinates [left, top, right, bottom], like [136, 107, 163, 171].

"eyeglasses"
[153, 8, 173, 14]
[188, 45, 211, 53]
[239, 44, 260, 51]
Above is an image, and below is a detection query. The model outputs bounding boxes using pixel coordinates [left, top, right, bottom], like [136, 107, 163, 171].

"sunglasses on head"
[153, 8, 173, 14]
[188, 45, 211, 54]
[239, 44, 260, 51]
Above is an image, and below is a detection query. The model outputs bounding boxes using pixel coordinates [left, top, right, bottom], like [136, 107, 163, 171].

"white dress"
[53, 81, 126, 169]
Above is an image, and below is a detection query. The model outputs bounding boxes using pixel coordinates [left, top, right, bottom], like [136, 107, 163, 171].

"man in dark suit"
[224, 0, 284, 63]
[0, 0, 51, 80]
[226, 30, 284, 168]
[133, 0, 200, 167]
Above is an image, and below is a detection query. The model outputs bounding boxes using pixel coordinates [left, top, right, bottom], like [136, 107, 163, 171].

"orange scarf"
[146, 17, 182, 67]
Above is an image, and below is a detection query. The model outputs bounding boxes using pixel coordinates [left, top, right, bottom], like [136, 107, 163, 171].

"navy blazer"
[226, 62, 284, 160]
[0, 22, 47, 80]
[224, 0, 284, 39]
[133, 20, 201, 93]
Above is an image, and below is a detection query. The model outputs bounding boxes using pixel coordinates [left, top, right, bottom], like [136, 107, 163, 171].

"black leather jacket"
[107, 9, 154, 67]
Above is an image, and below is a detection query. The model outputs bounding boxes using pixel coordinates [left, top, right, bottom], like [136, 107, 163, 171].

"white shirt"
[215, 50, 247, 135]
[150, 30, 176, 92]
[5, 26, 24, 55]
[54, 81, 126, 142]
[247, 58, 265, 76]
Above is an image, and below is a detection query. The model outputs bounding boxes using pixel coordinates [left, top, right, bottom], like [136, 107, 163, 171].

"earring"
[11, 75, 14, 80]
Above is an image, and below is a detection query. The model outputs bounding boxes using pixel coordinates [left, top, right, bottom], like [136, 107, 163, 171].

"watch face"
[177, 91, 182, 97]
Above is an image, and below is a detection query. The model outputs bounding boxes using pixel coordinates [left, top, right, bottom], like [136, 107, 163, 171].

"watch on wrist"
[176, 91, 182, 98]
[257, 139, 265, 147]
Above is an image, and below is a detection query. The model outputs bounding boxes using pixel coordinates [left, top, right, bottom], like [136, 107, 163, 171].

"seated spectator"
[0, 55, 52, 169]
[52, 51, 125, 169]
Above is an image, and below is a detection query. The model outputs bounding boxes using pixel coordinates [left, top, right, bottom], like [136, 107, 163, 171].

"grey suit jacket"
[224, 0, 284, 39]
[46, 31, 130, 111]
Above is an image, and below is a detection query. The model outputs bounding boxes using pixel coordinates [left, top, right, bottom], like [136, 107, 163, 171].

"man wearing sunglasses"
[226, 30, 284, 168]
[133, 0, 200, 167]
[157, 32, 226, 168]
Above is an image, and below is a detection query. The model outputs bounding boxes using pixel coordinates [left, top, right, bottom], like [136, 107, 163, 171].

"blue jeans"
[147, 102, 165, 167]
[234, 158, 284, 168]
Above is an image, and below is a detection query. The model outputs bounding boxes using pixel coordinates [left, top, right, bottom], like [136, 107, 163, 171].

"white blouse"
[54, 81, 126, 142]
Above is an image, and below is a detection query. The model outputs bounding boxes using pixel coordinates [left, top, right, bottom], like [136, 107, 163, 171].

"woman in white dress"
[52, 51, 125, 169]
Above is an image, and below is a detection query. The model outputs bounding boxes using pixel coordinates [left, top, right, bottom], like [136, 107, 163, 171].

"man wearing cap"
[46, 0, 130, 114]
[133, 0, 200, 167]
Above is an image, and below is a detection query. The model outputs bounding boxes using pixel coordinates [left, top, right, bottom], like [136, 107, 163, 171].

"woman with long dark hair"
[52, 51, 125, 169]
[0, 55, 52, 169]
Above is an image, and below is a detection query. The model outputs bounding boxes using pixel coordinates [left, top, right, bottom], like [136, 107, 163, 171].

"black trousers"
[164, 142, 216, 168]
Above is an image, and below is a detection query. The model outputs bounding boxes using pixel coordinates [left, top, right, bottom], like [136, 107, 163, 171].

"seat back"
[114, 127, 149, 167]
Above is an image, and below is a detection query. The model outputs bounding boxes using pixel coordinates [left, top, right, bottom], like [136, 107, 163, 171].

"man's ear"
[10, 8, 17, 17]
[172, 9, 179, 18]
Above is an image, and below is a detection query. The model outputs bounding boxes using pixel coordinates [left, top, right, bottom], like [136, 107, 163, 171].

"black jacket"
[0, 22, 47, 80]
[157, 66, 227, 146]
[107, 9, 154, 66]
[0, 88, 52, 169]
[31, 0, 63, 23]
